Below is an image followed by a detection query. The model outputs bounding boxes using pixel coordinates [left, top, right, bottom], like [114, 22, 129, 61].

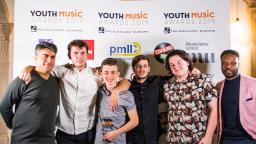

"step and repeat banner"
[14, 0, 230, 82]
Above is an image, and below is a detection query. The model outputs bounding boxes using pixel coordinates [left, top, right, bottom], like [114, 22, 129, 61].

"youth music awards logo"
[163, 10, 216, 34]
[29, 9, 85, 32]
[30, 9, 84, 23]
[163, 10, 215, 25]
[109, 42, 141, 58]
[98, 11, 149, 34]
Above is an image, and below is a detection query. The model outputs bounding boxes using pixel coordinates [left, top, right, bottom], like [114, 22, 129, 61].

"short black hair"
[220, 49, 239, 59]
[35, 42, 57, 55]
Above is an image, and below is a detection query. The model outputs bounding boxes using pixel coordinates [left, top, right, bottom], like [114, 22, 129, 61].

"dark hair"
[132, 55, 150, 68]
[101, 58, 119, 71]
[165, 49, 193, 75]
[220, 49, 239, 59]
[67, 39, 89, 59]
[35, 42, 57, 55]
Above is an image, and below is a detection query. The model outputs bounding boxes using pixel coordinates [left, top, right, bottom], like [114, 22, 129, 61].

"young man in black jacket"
[127, 55, 170, 144]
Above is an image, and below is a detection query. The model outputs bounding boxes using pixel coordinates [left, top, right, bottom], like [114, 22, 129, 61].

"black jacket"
[127, 75, 170, 144]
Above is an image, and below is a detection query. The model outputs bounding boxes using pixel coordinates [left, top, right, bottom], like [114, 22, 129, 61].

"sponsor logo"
[190, 53, 215, 63]
[98, 27, 105, 33]
[30, 9, 84, 24]
[98, 11, 148, 20]
[154, 42, 215, 64]
[110, 42, 141, 57]
[163, 10, 216, 26]
[30, 25, 37, 32]
[98, 11, 149, 29]
[38, 39, 54, 44]
[30, 9, 83, 17]
[164, 27, 170, 34]
[163, 10, 215, 19]
[154, 42, 175, 63]
[186, 42, 209, 50]
[85, 40, 94, 60]
[30, 25, 83, 32]
[98, 26, 148, 34]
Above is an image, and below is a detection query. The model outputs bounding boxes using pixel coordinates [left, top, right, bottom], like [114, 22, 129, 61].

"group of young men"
[0, 40, 255, 144]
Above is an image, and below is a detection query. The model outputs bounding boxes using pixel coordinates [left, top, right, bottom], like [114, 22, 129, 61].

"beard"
[222, 69, 239, 79]
[135, 74, 148, 80]
[136, 76, 147, 80]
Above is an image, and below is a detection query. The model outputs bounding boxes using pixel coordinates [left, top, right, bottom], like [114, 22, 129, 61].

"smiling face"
[101, 65, 120, 90]
[221, 53, 239, 80]
[34, 48, 56, 74]
[168, 55, 189, 81]
[133, 59, 150, 82]
[70, 46, 88, 70]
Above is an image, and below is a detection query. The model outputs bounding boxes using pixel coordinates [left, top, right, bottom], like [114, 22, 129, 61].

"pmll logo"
[110, 42, 141, 57]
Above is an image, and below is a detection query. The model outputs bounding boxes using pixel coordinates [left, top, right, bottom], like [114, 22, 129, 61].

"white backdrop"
[14, 0, 230, 83]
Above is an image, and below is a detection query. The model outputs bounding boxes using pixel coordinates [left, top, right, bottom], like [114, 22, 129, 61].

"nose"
[46, 57, 55, 64]
[76, 53, 82, 58]
[224, 63, 233, 69]
[170, 64, 178, 70]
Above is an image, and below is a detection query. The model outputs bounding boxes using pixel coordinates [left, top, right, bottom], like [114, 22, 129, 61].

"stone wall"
[0, 22, 13, 144]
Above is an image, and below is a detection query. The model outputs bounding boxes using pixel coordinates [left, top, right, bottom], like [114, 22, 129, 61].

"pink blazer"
[217, 74, 256, 143]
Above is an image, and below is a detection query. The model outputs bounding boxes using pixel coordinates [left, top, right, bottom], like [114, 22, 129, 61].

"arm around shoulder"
[118, 109, 139, 134]
[109, 79, 131, 110]
[103, 109, 139, 141]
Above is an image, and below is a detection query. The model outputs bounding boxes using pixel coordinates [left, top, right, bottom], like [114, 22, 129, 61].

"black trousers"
[221, 137, 256, 144]
[56, 128, 96, 144]
[127, 133, 157, 144]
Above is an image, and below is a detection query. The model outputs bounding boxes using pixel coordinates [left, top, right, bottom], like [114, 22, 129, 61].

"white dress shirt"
[52, 65, 101, 135]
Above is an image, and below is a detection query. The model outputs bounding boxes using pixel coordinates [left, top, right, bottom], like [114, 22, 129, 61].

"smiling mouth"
[174, 70, 182, 72]
[224, 70, 232, 73]
[106, 79, 115, 82]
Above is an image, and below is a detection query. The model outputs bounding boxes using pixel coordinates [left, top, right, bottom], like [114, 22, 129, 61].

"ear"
[34, 55, 37, 61]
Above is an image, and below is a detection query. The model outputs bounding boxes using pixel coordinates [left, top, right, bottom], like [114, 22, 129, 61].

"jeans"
[56, 128, 96, 144]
